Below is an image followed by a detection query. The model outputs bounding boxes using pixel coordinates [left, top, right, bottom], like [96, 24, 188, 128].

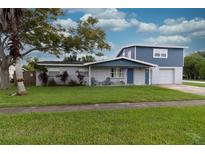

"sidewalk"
[0, 100, 205, 114]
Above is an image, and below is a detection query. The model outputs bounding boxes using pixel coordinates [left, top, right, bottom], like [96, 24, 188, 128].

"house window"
[127, 50, 132, 58]
[49, 71, 60, 77]
[122, 51, 125, 57]
[111, 68, 124, 78]
[153, 49, 168, 58]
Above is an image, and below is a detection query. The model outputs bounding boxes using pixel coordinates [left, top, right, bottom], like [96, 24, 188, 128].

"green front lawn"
[1, 106, 205, 144]
[183, 82, 205, 87]
[0, 85, 205, 107]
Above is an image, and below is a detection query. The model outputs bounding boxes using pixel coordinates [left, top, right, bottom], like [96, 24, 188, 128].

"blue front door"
[127, 68, 134, 84]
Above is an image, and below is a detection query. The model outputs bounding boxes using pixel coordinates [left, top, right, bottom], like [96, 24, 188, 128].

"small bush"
[76, 71, 85, 85]
[60, 71, 69, 84]
[38, 72, 48, 86]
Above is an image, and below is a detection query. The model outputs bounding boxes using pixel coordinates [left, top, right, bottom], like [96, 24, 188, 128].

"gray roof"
[37, 61, 84, 64]
[37, 57, 157, 67]
[37, 61, 85, 67]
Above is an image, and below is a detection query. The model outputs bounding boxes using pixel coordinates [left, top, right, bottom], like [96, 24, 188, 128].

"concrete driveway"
[160, 84, 205, 96]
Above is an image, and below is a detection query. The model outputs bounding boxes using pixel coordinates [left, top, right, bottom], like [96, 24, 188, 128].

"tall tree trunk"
[0, 45, 10, 89]
[0, 66, 9, 89]
[15, 57, 26, 95]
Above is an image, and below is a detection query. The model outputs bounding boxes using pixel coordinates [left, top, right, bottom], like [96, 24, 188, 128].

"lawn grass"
[0, 106, 205, 144]
[0, 85, 205, 107]
[183, 82, 205, 87]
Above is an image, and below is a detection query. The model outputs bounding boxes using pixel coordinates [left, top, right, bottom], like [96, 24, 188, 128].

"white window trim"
[111, 68, 124, 79]
[153, 48, 168, 59]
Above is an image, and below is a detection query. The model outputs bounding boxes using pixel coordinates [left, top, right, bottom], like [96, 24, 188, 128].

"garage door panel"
[159, 69, 174, 84]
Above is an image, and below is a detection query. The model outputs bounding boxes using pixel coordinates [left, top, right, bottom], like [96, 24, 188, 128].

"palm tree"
[0, 8, 26, 95]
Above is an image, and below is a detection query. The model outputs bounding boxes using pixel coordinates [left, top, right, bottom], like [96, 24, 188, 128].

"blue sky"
[32, 8, 205, 61]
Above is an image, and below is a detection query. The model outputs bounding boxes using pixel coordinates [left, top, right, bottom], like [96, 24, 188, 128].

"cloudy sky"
[33, 8, 205, 61]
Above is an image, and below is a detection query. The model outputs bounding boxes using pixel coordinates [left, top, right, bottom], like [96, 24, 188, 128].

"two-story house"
[116, 44, 187, 85]
[36, 44, 187, 86]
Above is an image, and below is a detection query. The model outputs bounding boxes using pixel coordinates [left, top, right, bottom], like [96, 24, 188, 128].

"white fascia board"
[121, 44, 188, 49]
[122, 57, 158, 67]
[37, 63, 84, 67]
[84, 57, 158, 67]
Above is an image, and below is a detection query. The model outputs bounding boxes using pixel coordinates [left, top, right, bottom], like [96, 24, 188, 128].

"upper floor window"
[127, 50, 132, 58]
[153, 48, 168, 58]
[122, 51, 126, 57]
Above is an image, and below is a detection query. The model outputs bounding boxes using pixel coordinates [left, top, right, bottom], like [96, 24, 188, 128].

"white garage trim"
[159, 68, 175, 84]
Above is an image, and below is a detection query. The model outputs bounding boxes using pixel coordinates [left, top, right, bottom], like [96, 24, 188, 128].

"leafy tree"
[23, 57, 38, 71]
[23, 57, 47, 72]
[0, 8, 63, 90]
[197, 51, 205, 58]
[63, 54, 78, 62]
[80, 55, 95, 62]
[64, 54, 96, 62]
[62, 17, 110, 54]
[199, 60, 205, 79]
[0, 8, 27, 95]
[0, 9, 111, 90]
[184, 53, 205, 80]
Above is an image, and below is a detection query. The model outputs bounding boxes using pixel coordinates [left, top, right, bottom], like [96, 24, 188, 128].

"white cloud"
[144, 17, 205, 45]
[97, 18, 131, 31]
[66, 8, 126, 20]
[80, 13, 92, 21]
[78, 9, 131, 31]
[189, 30, 205, 38]
[159, 18, 205, 35]
[129, 19, 157, 32]
[71, 9, 157, 32]
[53, 18, 77, 29]
[137, 22, 157, 32]
[145, 35, 191, 45]
[79, 13, 130, 31]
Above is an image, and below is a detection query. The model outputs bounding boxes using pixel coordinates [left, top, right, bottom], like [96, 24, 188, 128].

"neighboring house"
[36, 44, 187, 86]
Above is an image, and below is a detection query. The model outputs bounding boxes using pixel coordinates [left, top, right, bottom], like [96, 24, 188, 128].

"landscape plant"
[0, 9, 111, 93]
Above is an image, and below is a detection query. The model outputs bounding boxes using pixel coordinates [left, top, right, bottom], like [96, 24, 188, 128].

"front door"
[127, 68, 134, 84]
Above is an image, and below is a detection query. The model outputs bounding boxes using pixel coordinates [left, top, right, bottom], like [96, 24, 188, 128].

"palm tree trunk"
[0, 45, 10, 89]
[0, 67, 10, 89]
[15, 56, 26, 95]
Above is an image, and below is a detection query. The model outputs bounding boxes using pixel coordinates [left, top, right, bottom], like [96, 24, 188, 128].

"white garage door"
[159, 69, 174, 84]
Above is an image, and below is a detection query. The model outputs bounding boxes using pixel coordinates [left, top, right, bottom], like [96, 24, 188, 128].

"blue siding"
[118, 46, 184, 67]
[92, 59, 150, 67]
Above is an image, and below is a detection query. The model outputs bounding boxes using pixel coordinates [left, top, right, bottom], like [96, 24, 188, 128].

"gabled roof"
[37, 57, 157, 67]
[84, 57, 157, 67]
[117, 44, 188, 57]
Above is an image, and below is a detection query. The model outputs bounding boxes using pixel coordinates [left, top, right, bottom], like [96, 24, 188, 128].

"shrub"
[76, 71, 85, 85]
[38, 72, 48, 86]
[60, 71, 69, 84]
